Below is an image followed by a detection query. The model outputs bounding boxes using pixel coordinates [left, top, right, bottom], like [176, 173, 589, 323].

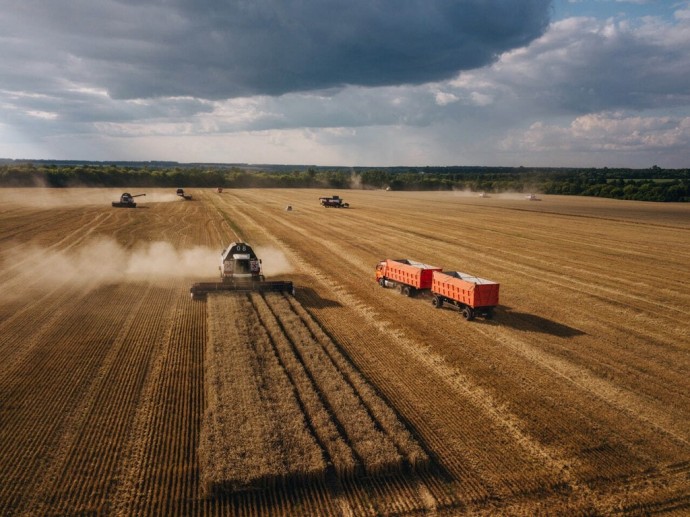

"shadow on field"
[498, 310, 586, 338]
[295, 286, 342, 308]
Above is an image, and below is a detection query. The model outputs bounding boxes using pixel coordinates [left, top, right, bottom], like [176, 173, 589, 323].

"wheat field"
[0, 187, 688, 515]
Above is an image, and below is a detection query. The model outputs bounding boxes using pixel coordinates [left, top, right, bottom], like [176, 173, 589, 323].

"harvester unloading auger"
[190, 242, 294, 299]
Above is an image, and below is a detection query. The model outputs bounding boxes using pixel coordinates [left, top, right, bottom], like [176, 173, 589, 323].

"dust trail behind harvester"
[0, 237, 218, 301]
[0, 188, 182, 208]
[254, 246, 293, 277]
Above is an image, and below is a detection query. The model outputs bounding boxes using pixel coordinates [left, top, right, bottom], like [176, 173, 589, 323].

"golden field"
[0, 187, 689, 515]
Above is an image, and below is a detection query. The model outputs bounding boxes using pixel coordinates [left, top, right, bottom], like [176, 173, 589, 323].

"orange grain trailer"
[375, 259, 442, 297]
[431, 270, 499, 320]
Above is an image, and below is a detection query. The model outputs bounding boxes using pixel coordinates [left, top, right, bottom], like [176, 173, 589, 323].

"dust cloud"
[0, 188, 186, 208]
[0, 237, 218, 294]
[450, 188, 542, 200]
[255, 246, 293, 277]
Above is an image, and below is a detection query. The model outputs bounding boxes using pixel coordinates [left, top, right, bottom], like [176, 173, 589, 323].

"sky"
[1, 0, 689, 168]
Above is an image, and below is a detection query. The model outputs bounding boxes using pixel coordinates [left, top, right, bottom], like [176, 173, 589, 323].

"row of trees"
[1, 162, 688, 202]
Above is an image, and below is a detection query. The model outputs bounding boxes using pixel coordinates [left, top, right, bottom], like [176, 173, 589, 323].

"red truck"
[375, 259, 442, 297]
[375, 259, 500, 321]
[431, 270, 499, 320]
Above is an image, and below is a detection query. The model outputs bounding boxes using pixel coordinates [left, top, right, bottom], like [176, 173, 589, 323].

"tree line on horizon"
[0, 162, 688, 202]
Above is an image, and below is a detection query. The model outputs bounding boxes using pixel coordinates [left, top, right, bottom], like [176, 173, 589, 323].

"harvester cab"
[220, 242, 263, 282]
[112, 192, 145, 208]
[190, 241, 294, 299]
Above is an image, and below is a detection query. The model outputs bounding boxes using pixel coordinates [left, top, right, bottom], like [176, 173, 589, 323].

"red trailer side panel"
[378, 259, 442, 289]
[432, 271, 499, 308]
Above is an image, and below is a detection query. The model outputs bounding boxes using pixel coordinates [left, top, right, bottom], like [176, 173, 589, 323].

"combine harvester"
[190, 242, 294, 300]
[376, 258, 499, 320]
[112, 193, 145, 207]
[176, 188, 192, 200]
[319, 195, 349, 208]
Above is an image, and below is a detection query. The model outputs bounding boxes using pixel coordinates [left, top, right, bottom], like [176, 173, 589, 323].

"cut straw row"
[200, 292, 325, 493]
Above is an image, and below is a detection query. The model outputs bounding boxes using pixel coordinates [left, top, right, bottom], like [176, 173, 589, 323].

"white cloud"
[501, 112, 690, 153]
[434, 92, 459, 106]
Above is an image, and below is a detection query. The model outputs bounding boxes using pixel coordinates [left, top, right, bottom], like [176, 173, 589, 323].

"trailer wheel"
[462, 307, 475, 320]
[379, 278, 386, 288]
[432, 296, 443, 309]
[402, 286, 411, 297]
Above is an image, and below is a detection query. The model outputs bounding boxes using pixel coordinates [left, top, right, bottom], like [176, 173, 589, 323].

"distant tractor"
[319, 195, 349, 208]
[217, 187, 223, 193]
[176, 188, 192, 200]
[190, 242, 294, 299]
[525, 193, 541, 201]
[112, 193, 145, 208]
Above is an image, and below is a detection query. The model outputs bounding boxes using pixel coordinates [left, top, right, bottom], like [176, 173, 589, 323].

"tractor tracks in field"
[214, 191, 690, 510]
[210, 194, 599, 507]
[202, 290, 429, 486]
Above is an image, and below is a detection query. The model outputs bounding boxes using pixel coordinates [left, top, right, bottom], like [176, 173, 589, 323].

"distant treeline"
[1, 162, 689, 202]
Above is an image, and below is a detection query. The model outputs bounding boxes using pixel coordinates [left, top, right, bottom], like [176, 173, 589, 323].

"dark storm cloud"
[0, 0, 552, 100]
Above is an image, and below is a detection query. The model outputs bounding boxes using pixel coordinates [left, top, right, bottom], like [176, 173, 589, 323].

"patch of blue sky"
[553, 0, 678, 22]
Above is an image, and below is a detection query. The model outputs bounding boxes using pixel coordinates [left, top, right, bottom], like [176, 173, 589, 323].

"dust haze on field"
[255, 246, 293, 277]
[451, 187, 541, 200]
[0, 188, 184, 208]
[0, 237, 218, 298]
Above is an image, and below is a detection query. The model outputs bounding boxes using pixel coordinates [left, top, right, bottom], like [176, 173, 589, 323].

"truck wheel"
[432, 296, 443, 308]
[379, 278, 386, 288]
[462, 307, 475, 320]
[402, 286, 411, 297]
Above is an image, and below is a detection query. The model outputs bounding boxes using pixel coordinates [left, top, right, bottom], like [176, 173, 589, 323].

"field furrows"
[226, 190, 690, 403]
[202, 291, 328, 492]
[25, 282, 178, 515]
[213, 194, 567, 499]
[202, 290, 429, 495]
[213, 189, 690, 510]
[114, 283, 205, 516]
[1, 188, 688, 514]
[0, 281, 166, 514]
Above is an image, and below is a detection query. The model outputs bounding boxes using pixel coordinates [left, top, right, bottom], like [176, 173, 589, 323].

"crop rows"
[201, 290, 429, 494]
[208, 188, 690, 512]
[1, 188, 688, 514]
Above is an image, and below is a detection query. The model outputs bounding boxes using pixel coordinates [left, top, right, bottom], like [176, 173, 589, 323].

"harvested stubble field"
[0, 187, 689, 515]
